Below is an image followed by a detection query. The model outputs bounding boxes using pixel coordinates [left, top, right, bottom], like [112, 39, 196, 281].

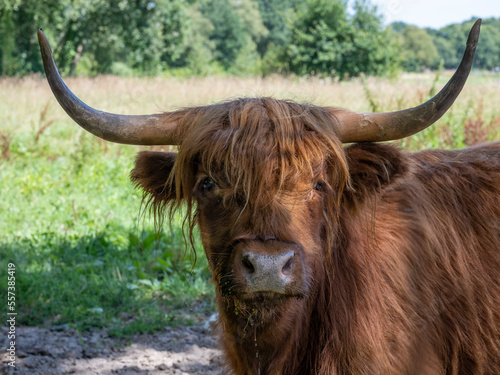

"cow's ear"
[130, 151, 178, 202]
[343, 142, 408, 204]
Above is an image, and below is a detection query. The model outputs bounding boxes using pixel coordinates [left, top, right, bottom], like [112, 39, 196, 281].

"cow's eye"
[314, 181, 324, 191]
[200, 177, 216, 192]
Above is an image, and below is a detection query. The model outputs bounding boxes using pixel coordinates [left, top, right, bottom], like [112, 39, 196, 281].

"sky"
[369, 0, 500, 29]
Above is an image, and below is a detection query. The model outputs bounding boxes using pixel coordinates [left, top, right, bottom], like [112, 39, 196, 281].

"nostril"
[242, 256, 255, 274]
[281, 253, 294, 275]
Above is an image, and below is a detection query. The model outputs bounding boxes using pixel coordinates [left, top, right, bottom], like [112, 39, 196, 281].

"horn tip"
[467, 19, 481, 47]
[37, 29, 52, 57]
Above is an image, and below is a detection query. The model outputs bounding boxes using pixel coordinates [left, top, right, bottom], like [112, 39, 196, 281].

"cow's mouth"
[225, 291, 306, 336]
[220, 273, 308, 308]
[239, 291, 289, 307]
[231, 291, 305, 318]
[240, 291, 304, 303]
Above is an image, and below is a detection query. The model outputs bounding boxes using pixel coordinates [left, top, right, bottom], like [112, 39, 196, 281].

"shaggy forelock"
[174, 97, 349, 206]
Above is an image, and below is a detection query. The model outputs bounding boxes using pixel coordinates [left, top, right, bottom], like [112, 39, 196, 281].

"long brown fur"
[131, 98, 500, 375]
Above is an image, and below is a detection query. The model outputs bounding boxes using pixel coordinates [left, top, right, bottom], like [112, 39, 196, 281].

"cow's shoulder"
[411, 141, 500, 194]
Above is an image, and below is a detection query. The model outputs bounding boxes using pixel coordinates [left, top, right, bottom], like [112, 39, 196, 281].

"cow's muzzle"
[232, 240, 304, 296]
[241, 250, 294, 294]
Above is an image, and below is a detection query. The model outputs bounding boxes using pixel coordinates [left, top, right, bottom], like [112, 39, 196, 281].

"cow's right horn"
[37, 29, 181, 145]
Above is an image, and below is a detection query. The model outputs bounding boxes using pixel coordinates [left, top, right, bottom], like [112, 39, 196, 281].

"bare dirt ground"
[0, 321, 224, 375]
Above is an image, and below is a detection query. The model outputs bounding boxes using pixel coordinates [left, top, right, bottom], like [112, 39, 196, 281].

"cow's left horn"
[37, 29, 180, 145]
[333, 19, 481, 143]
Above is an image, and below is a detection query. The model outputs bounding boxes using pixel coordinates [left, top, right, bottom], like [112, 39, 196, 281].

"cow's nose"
[241, 250, 295, 293]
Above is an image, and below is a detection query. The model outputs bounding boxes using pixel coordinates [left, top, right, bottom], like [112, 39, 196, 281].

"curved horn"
[333, 19, 481, 143]
[37, 29, 181, 145]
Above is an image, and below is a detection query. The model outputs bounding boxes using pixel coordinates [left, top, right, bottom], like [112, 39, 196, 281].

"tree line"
[1, 0, 499, 78]
[394, 18, 500, 72]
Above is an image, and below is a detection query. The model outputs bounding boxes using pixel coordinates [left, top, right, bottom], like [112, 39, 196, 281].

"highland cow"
[38, 19, 500, 374]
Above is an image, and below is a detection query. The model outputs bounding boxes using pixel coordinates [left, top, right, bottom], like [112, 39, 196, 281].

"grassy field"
[0, 72, 499, 336]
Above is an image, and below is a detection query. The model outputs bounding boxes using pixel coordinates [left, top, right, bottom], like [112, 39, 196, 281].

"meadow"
[0, 72, 499, 336]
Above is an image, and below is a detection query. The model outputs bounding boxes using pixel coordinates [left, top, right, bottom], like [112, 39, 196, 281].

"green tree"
[232, 0, 268, 44]
[229, 0, 268, 74]
[286, 0, 349, 76]
[399, 25, 438, 71]
[285, 0, 398, 78]
[57, 0, 189, 75]
[256, 0, 299, 74]
[0, 0, 65, 75]
[424, 18, 500, 71]
[426, 23, 464, 70]
[0, 0, 190, 76]
[428, 33, 455, 69]
[476, 21, 500, 70]
[345, 0, 400, 76]
[0, 8, 18, 75]
[256, 0, 296, 53]
[176, 3, 217, 75]
[195, 0, 267, 74]
[199, 0, 247, 70]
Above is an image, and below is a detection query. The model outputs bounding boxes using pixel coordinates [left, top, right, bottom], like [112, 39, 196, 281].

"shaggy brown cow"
[38, 20, 500, 375]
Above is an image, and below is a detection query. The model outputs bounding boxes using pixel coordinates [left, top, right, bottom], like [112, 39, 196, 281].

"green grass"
[0, 125, 214, 336]
[0, 72, 498, 337]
